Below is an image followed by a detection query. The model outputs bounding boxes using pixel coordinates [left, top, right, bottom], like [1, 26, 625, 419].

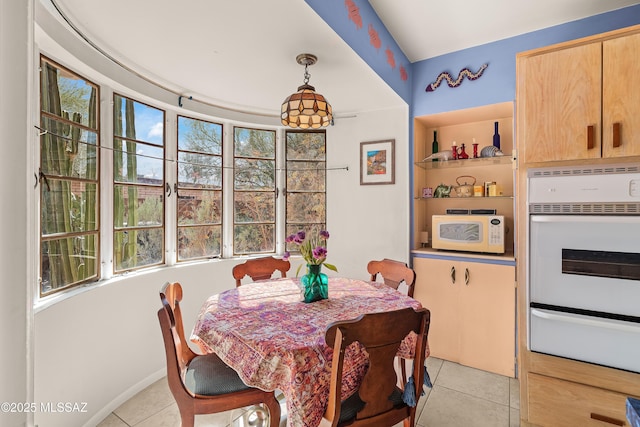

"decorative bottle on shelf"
[431, 131, 438, 162]
[493, 121, 501, 149]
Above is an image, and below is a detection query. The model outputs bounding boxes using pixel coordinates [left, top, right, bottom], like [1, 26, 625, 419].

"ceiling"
[44, 0, 640, 120]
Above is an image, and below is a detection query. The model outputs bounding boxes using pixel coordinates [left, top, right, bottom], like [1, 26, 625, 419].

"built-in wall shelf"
[415, 155, 513, 170]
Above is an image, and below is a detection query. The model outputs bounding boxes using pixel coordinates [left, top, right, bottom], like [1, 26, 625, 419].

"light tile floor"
[97, 357, 520, 427]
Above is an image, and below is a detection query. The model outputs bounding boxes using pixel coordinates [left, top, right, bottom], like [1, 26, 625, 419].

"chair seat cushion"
[339, 387, 405, 423]
[185, 353, 251, 396]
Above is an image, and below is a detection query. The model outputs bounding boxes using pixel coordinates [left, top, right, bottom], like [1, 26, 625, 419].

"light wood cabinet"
[413, 256, 515, 377]
[516, 24, 640, 427]
[518, 29, 640, 164]
[602, 32, 640, 159]
[528, 373, 634, 427]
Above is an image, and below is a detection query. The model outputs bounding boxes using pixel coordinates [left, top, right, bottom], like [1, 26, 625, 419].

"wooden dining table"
[190, 276, 425, 427]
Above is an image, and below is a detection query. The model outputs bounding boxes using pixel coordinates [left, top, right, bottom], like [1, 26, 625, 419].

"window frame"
[112, 92, 167, 273]
[175, 115, 224, 262]
[232, 126, 277, 256]
[284, 129, 327, 246]
[38, 55, 101, 297]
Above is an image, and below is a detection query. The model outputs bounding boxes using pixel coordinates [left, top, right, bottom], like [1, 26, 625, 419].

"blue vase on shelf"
[301, 264, 328, 303]
[493, 121, 501, 149]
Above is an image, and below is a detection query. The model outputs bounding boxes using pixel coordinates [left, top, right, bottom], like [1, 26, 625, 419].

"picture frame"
[360, 139, 395, 185]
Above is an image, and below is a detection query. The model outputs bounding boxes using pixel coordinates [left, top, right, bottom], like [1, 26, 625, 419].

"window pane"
[113, 94, 165, 272]
[114, 139, 164, 184]
[234, 192, 275, 222]
[178, 152, 222, 188]
[113, 95, 164, 144]
[233, 127, 275, 256]
[41, 180, 97, 235]
[40, 56, 100, 295]
[178, 116, 221, 155]
[286, 132, 325, 161]
[178, 225, 221, 260]
[41, 234, 98, 295]
[114, 185, 164, 228]
[285, 130, 326, 243]
[286, 192, 326, 223]
[234, 158, 275, 190]
[114, 228, 163, 271]
[40, 58, 98, 130]
[178, 190, 221, 225]
[177, 116, 224, 262]
[286, 160, 326, 191]
[234, 224, 275, 254]
[40, 117, 98, 179]
[234, 127, 275, 158]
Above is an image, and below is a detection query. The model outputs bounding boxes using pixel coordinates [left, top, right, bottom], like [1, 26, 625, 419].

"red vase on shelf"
[456, 143, 469, 159]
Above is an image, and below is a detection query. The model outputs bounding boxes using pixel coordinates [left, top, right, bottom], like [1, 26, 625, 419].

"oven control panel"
[529, 172, 640, 203]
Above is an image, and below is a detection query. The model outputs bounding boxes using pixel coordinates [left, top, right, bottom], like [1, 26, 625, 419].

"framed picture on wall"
[360, 139, 395, 185]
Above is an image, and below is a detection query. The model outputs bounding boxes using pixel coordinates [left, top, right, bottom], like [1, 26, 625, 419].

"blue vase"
[301, 264, 328, 303]
[493, 121, 501, 149]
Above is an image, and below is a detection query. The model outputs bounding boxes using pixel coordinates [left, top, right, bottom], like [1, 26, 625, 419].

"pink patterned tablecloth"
[191, 277, 425, 427]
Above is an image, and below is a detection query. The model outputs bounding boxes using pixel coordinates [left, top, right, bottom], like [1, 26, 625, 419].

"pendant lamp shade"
[281, 54, 333, 129]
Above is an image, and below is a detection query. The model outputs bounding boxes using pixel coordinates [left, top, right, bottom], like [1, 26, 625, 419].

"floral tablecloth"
[191, 277, 425, 427]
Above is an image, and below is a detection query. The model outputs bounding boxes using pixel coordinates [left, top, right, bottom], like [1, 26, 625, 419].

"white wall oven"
[527, 164, 640, 373]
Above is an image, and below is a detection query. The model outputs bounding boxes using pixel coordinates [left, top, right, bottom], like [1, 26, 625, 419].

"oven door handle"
[531, 308, 640, 333]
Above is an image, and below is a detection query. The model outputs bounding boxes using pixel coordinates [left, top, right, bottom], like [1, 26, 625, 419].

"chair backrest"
[324, 307, 431, 427]
[232, 256, 291, 287]
[158, 282, 197, 397]
[367, 258, 417, 297]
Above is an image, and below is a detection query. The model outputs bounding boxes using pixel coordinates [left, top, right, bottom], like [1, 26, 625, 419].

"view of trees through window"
[177, 116, 223, 260]
[234, 127, 276, 254]
[39, 57, 99, 296]
[285, 131, 326, 248]
[113, 94, 165, 272]
[38, 56, 327, 297]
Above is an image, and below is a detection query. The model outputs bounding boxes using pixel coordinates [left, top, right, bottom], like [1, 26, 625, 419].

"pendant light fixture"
[281, 53, 333, 129]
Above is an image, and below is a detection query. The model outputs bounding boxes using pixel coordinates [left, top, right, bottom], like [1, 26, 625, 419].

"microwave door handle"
[450, 266, 456, 284]
[531, 308, 640, 334]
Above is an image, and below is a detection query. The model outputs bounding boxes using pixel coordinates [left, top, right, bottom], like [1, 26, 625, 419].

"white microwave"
[431, 214, 505, 254]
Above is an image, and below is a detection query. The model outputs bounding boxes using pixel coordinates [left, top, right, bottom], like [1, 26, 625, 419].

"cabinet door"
[413, 257, 460, 362]
[603, 32, 640, 158]
[520, 43, 601, 163]
[528, 373, 633, 427]
[458, 262, 515, 377]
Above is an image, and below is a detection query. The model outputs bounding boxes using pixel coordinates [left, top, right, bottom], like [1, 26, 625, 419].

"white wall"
[31, 4, 410, 427]
[0, 1, 31, 426]
[325, 107, 410, 280]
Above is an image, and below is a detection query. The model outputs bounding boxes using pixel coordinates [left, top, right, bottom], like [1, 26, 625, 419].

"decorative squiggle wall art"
[425, 63, 488, 92]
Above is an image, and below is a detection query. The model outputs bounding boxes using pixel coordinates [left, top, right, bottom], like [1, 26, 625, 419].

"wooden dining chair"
[367, 259, 418, 387]
[367, 258, 417, 297]
[232, 256, 291, 287]
[323, 307, 431, 427]
[157, 282, 281, 427]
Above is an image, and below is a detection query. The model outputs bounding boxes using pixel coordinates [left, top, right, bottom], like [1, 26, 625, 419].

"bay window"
[38, 55, 326, 298]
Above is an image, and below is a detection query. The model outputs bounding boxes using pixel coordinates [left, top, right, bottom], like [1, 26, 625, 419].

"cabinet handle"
[612, 122, 621, 148]
[450, 266, 456, 284]
[590, 412, 624, 426]
[464, 268, 470, 285]
[587, 125, 595, 150]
